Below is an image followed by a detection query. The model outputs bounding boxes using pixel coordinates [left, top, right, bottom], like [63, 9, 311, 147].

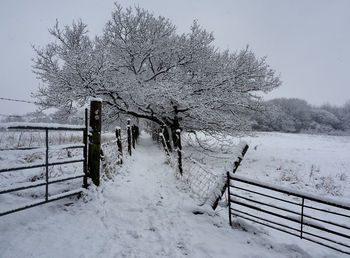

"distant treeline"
[2, 97, 350, 135]
[253, 98, 350, 134]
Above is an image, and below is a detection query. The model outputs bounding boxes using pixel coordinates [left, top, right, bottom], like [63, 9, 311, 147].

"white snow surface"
[90, 97, 103, 102]
[0, 133, 348, 257]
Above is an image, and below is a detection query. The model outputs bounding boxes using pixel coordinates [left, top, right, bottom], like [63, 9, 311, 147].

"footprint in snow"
[127, 230, 141, 239]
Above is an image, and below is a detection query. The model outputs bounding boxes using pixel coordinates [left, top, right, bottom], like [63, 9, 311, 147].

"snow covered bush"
[253, 98, 350, 134]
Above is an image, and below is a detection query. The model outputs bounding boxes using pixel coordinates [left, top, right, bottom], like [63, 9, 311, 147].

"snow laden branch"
[32, 4, 281, 140]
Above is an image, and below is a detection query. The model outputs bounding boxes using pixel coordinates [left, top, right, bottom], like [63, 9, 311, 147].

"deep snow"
[0, 133, 348, 257]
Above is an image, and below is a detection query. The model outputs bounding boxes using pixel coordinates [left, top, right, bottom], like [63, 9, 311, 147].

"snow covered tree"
[32, 19, 108, 115]
[32, 4, 281, 141]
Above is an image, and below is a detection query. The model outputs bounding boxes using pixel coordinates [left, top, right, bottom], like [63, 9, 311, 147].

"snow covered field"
[183, 132, 350, 202]
[240, 132, 350, 202]
[0, 132, 349, 257]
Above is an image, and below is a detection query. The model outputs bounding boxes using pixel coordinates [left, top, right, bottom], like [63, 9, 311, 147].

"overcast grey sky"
[0, 0, 349, 115]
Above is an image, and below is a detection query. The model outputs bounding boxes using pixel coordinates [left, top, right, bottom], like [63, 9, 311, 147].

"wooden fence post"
[159, 125, 170, 156]
[211, 143, 249, 210]
[115, 126, 123, 164]
[83, 108, 88, 188]
[135, 125, 139, 142]
[132, 124, 136, 149]
[175, 129, 183, 176]
[162, 125, 172, 152]
[127, 119, 132, 156]
[88, 99, 102, 186]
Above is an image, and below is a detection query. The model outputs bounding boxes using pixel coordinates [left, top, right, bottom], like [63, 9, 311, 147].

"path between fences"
[0, 134, 333, 258]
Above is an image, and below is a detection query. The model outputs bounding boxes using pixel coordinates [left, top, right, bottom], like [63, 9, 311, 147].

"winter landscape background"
[1, 1, 350, 257]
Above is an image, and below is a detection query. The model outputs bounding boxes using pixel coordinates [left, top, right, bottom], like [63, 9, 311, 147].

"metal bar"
[0, 174, 85, 195]
[232, 211, 350, 255]
[302, 236, 350, 255]
[231, 185, 300, 206]
[231, 198, 302, 224]
[0, 144, 83, 154]
[0, 147, 40, 151]
[227, 172, 232, 226]
[0, 163, 46, 173]
[0, 189, 83, 217]
[230, 193, 300, 216]
[302, 213, 350, 231]
[49, 158, 85, 166]
[50, 144, 85, 150]
[83, 108, 88, 188]
[45, 129, 49, 202]
[49, 174, 85, 185]
[300, 198, 304, 239]
[303, 204, 350, 219]
[0, 158, 84, 174]
[0, 181, 46, 194]
[229, 176, 350, 255]
[231, 211, 300, 238]
[229, 175, 350, 211]
[47, 188, 83, 201]
[231, 208, 300, 233]
[231, 197, 350, 240]
[304, 222, 350, 242]
[303, 230, 350, 249]
[0, 199, 46, 217]
[7, 126, 85, 131]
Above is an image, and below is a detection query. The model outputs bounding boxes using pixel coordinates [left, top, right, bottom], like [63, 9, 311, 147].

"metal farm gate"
[227, 173, 350, 255]
[0, 116, 88, 216]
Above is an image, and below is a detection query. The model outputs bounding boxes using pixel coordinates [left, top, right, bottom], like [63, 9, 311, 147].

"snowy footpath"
[0, 134, 345, 258]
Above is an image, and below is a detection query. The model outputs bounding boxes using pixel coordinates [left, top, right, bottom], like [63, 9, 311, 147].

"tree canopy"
[32, 4, 281, 137]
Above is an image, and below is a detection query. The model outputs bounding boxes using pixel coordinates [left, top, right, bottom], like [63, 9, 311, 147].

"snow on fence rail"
[0, 122, 86, 131]
[227, 173, 350, 255]
[0, 120, 88, 217]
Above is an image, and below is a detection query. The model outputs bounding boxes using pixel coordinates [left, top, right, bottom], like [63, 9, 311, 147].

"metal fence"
[0, 116, 88, 217]
[227, 173, 350, 255]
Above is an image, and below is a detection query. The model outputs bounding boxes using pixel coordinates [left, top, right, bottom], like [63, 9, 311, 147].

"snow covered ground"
[183, 132, 350, 202]
[239, 132, 350, 201]
[0, 132, 349, 257]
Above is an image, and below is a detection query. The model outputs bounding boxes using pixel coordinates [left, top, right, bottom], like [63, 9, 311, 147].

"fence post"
[88, 99, 102, 186]
[160, 125, 170, 156]
[83, 108, 88, 188]
[162, 125, 172, 152]
[175, 129, 183, 176]
[127, 119, 132, 156]
[135, 125, 139, 143]
[115, 127, 123, 164]
[211, 143, 249, 210]
[227, 172, 232, 227]
[132, 124, 136, 149]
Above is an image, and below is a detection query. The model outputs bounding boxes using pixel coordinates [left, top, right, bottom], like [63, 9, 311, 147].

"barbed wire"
[0, 97, 38, 104]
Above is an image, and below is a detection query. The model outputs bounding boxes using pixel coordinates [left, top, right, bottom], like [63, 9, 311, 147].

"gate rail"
[0, 115, 88, 217]
[227, 172, 350, 255]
